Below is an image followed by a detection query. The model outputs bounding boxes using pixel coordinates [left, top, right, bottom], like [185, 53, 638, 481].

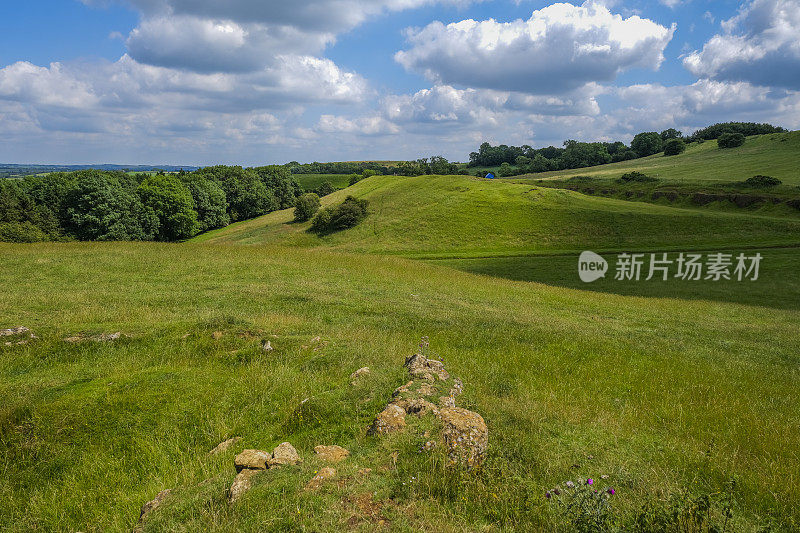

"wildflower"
[587, 478, 594, 485]
[553, 488, 561, 495]
[545, 491, 551, 499]
[607, 488, 615, 495]
[601, 475, 609, 480]
[565, 481, 575, 488]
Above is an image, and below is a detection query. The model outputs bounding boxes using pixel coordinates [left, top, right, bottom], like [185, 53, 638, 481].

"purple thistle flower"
[587, 478, 594, 485]
[554, 488, 561, 495]
[545, 491, 551, 499]
[607, 488, 615, 495]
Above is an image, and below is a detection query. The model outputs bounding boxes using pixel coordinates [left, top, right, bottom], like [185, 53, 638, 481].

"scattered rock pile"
[64, 332, 123, 343]
[368, 338, 488, 467]
[229, 442, 302, 502]
[1, 326, 36, 346]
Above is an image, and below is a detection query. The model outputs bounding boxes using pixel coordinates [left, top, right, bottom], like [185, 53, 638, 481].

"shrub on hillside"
[310, 196, 368, 234]
[663, 138, 686, 156]
[717, 133, 746, 149]
[294, 193, 321, 222]
[617, 171, 657, 183]
[743, 175, 781, 188]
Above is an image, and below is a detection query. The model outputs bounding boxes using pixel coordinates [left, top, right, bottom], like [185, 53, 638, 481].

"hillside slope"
[194, 174, 800, 257]
[521, 131, 800, 185]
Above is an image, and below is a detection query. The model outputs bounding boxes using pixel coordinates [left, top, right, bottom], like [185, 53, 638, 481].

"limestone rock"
[234, 449, 270, 472]
[0, 326, 29, 337]
[305, 467, 337, 491]
[392, 380, 414, 397]
[268, 442, 301, 467]
[261, 340, 273, 352]
[314, 445, 350, 463]
[439, 396, 456, 408]
[349, 367, 370, 385]
[417, 382, 435, 397]
[404, 353, 449, 381]
[438, 407, 488, 467]
[209, 437, 242, 455]
[228, 469, 259, 503]
[369, 404, 406, 435]
[405, 398, 439, 417]
[135, 489, 171, 531]
[449, 378, 464, 397]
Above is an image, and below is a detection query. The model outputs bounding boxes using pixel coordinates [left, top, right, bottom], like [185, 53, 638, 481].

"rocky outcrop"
[369, 338, 488, 468]
[305, 467, 337, 491]
[209, 437, 241, 455]
[134, 489, 172, 531]
[268, 442, 302, 467]
[314, 445, 350, 463]
[350, 367, 370, 385]
[369, 404, 407, 435]
[228, 469, 259, 503]
[234, 449, 270, 472]
[438, 408, 488, 468]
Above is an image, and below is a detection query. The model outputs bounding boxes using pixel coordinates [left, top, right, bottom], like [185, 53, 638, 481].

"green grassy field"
[3, 133, 800, 531]
[292, 173, 353, 192]
[519, 131, 800, 185]
[1, 243, 798, 531]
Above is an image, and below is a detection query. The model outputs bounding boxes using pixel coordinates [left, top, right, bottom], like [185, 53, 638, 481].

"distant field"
[292, 173, 352, 191]
[518, 131, 800, 185]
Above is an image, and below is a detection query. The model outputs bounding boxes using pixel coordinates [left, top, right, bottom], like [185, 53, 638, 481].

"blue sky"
[0, 0, 797, 165]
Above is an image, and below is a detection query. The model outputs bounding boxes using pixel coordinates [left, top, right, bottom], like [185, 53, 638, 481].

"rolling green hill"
[195, 174, 800, 258]
[520, 131, 800, 185]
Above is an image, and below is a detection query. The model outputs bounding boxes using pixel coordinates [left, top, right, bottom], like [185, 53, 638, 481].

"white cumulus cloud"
[395, 2, 675, 93]
[683, 0, 800, 89]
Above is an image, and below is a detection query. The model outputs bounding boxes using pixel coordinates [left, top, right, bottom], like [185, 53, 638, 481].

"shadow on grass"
[432, 247, 800, 311]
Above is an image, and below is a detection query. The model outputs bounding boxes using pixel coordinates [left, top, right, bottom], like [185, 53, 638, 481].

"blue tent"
[485, 172, 495, 179]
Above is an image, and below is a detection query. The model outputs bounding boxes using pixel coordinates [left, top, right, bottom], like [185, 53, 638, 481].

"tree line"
[469, 122, 786, 177]
[0, 166, 301, 243]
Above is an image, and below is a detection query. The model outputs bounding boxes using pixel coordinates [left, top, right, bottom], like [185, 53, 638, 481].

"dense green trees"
[0, 165, 303, 243]
[631, 132, 664, 157]
[689, 122, 784, 141]
[137, 175, 197, 241]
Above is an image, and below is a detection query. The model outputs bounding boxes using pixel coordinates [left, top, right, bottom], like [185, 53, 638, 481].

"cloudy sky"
[0, 0, 798, 165]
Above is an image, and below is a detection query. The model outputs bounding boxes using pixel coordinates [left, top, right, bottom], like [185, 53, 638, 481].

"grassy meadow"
[293, 173, 353, 192]
[3, 132, 800, 531]
[1, 242, 799, 531]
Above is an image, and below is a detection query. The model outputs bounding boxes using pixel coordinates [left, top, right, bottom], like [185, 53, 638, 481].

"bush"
[743, 175, 782, 188]
[310, 196, 368, 234]
[294, 193, 321, 222]
[663, 138, 686, 156]
[718, 132, 746, 149]
[617, 171, 658, 183]
[0, 222, 49, 243]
